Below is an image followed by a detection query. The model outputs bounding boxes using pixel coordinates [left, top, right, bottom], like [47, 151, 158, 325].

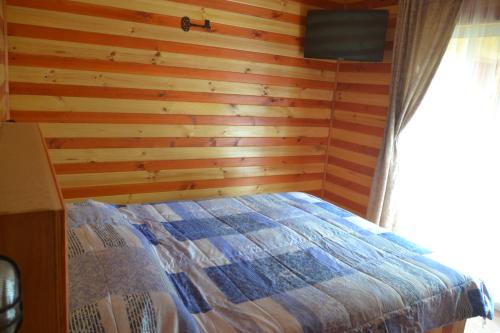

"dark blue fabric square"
[277, 247, 355, 285]
[163, 218, 237, 240]
[132, 224, 160, 245]
[203, 265, 250, 304]
[168, 272, 211, 314]
[162, 222, 188, 241]
[205, 247, 353, 303]
[380, 232, 431, 254]
[468, 286, 494, 319]
[218, 212, 278, 234]
[205, 255, 307, 303]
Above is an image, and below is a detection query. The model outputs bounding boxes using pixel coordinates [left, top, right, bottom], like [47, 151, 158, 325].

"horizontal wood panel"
[336, 82, 390, 95]
[324, 180, 369, 206]
[58, 163, 324, 188]
[328, 157, 375, 177]
[74, 0, 303, 37]
[38, 123, 329, 138]
[334, 110, 387, 128]
[9, 95, 331, 119]
[328, 146, 378, 168]
[9, 53, 335, 90]
[174, 0, 339, 17]
[12, 111, 330, 127]
[327, 164, 373, 188]
[336, 71, 391, 85]
[335, 101, 388, 117]
[326, 173, 370, 196]
[331, 139, 380, 157]
[9, 66, 333, 101]
[7, 5, 304, 58]
[62, 173, 323, 198]
[7, 23, 335, 71]
[323, 190, 366, 216]
[65, 180, 323, 204]
[8, 36, 336, 82]
[0, 0, 6, 121]
[10, 0, 303, 41]
[9, 82, 331, 108]
[54, 155, 326, 174]
[49, 146, 326, 164]
[331, 129, 382, 148]
[333, 120, 384, 137]
[219, 0, 317, 17]
[46, 137, 328, 149]
[335, 91, 390, 107]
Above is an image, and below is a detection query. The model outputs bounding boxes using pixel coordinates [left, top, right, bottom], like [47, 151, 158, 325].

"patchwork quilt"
[67, 192, 494, 333]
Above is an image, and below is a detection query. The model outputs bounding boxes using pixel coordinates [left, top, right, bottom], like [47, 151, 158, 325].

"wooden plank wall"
[5, 0, 349, 204]
[0, 0, 7, 121]
[323, 0, 397, 216]
[5, 0, 397, 216]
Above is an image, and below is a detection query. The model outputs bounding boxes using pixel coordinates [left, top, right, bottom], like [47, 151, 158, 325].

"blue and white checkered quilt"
[68, 192, 494, 333]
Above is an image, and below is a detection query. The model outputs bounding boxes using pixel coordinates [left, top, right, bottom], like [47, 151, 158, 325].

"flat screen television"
[304, 10, 389, 62]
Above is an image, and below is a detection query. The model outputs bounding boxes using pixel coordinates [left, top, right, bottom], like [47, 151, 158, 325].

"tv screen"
[304, 10, 389, 62]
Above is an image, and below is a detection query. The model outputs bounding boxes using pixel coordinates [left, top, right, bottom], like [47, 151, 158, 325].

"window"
[395, 3, 500, 306]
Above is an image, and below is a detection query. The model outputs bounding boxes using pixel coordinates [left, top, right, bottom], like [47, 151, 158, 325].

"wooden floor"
[465, 311, 500, 333]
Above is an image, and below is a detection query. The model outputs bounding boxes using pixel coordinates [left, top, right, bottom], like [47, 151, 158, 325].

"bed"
[67, 192, 494, 333]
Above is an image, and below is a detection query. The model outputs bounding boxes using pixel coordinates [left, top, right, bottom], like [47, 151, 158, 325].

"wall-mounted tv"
[304, 10, 389, 62]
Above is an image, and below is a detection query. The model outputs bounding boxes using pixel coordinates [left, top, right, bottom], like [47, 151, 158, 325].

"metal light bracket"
[181, 16, 211, 32]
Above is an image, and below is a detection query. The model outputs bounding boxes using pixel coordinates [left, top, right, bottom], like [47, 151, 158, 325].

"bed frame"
[426, 320, 466, 333]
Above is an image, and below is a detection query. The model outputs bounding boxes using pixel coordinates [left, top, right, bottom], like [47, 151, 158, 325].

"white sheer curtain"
[394, 0, 500, 306]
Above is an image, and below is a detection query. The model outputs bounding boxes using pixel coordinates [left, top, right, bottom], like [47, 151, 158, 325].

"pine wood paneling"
[6, 23, 335, 71]
[8, 53, 335, 90]
[323, 0, 397, 217]
[7, 5, 303, 57]
[57, 163, 325, 188]
[61, 173, 322, 198]
[54, 155, 325, 174]
[9, 95, 331, 119]
[6, 0, 396, 211]
[8, 37, 336, 82]
[0, 0, 7, 120]
[6, 0, 334, 203]
[38, 124, 329, 138]
[48, 146, 326, 164]
[9, 66, 333, 101]
[64, 180, 323, 205]
[75, 0, 303, 37]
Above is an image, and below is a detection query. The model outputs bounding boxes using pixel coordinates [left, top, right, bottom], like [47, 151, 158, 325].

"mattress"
[67, 192, 494, 333]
